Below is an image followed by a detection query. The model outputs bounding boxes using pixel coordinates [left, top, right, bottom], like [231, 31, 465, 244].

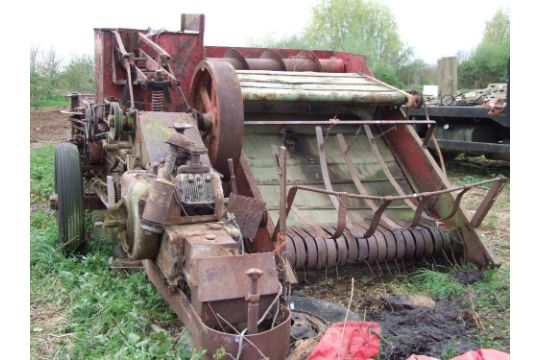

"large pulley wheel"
[55, 143, 85, 253]
[189, 60, 244, 179]
[108, 102, 125, 140]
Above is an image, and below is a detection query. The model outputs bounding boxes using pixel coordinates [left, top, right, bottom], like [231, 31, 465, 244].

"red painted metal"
[94, 12, 375, 115]
[205, 46, 372, 75]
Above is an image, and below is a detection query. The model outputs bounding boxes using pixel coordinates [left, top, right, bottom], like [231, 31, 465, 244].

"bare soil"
[372, 297, 475, 359]
[30, 108, 71, 148]
[30, 302, 71, 358]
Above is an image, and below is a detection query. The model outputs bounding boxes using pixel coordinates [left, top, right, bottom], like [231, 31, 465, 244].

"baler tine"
[50, 14, 506, 359]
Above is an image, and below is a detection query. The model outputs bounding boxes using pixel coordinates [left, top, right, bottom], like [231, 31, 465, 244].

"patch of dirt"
[383, 294, 436, 310]
[30, 108, 71, 148]
[287, 339, 318, 360]
[30, 302, 70, 358]
[371, 296, 476, 359]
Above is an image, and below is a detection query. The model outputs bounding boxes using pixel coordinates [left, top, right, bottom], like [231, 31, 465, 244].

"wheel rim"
[189, 60, 244, 179]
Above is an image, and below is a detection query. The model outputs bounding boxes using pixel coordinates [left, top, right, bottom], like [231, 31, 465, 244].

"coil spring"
[151, 89, 164, 111]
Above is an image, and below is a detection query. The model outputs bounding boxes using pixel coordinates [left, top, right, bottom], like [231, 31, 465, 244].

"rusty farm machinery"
[50, 14, 507, 359]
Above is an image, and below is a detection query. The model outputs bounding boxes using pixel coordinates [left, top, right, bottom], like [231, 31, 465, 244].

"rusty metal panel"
[144, 260, 291, 360]
[227, 193, 267, 239]
[194, 252, 280, 303]
[137, 111, 209, 166]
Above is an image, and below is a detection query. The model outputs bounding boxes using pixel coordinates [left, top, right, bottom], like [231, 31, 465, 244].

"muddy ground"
[30, 108, 510, 359]
[30, 108, 71, 149]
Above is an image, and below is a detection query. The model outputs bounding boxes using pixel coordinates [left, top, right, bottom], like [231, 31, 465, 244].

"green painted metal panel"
[242, 127, 415, 226]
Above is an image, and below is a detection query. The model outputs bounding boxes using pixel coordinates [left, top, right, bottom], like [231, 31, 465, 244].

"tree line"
[250, 1, 509, 91]
[29, 1, 509, 107]
[30, 48, 94, 107]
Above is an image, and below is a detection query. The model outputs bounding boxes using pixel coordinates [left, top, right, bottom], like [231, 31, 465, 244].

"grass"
[406, 269, 465, 300]
[30, 144, 203, 359]
[467, 263, 510, 350]
[31, 95, 69, 109]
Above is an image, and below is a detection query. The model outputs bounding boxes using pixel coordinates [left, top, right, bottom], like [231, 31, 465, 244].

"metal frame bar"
[314, 126, 359, 240]
[335, 132, 400, 231]
[470, 177, 507, 227]
[137, 32, 172, 63]
[364, 124, 418, 211]
[244, 119, 436, 126]
[270, 146, 328, 242]
[272, 175, 506, 242]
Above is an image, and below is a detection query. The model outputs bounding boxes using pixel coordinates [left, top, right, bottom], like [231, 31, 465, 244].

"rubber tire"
[55, 143, 85, 253]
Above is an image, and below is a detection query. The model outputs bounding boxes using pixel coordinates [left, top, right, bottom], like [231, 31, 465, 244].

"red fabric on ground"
[406, 349, 510, 360]
[450, 349, 510, 360]
[308, 321, 380, 360]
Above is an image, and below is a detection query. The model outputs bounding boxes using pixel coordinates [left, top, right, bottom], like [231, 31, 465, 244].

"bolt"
[245, 268, 263, 334]
[246, 268, 263, 293]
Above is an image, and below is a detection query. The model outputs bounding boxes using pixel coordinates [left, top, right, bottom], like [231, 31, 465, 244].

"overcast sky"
[29, 0, 510, 66]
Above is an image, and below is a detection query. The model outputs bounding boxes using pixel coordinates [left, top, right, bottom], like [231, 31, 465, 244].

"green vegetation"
[249, 0, 416, 87]
[30, 95, 69, 109]
[407, 269, 465, 300]
[458, 9, 510, 89]
[251, 1, 509, 91]
[30, 144, 201, 359]
[468, 263, 510, 350]
[303, 0, 410, 81]
[395, 263, 509, 352]
[30, 48, 94, 108]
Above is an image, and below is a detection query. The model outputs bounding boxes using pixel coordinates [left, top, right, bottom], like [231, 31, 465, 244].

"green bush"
[458, 9, 509, 89]
[30, 48, 95, 108]
[373, 65, 405, 89]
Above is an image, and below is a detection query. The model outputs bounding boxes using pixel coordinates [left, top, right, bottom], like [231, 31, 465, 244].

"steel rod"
[244, 120, 436, 125]
[227, 158, 238, 194]
[289, 176, 505, 202]
[315, 126, 352, 238]
[470, 178, 507, 227]
[278, 146, 287, 245]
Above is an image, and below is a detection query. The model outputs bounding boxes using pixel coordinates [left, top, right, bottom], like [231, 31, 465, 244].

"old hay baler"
[51, 14, 506, 359]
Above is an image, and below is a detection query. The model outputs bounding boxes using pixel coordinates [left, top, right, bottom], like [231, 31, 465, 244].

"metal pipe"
[278, 146, 287, 246]
[209, 50, 345, 73]
[289, 177, 505, 202]
[227, 158, 238, 194]
[244, 120, 435, 125]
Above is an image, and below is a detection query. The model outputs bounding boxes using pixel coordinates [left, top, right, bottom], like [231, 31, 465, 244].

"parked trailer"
[409, 64, 510, 161]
